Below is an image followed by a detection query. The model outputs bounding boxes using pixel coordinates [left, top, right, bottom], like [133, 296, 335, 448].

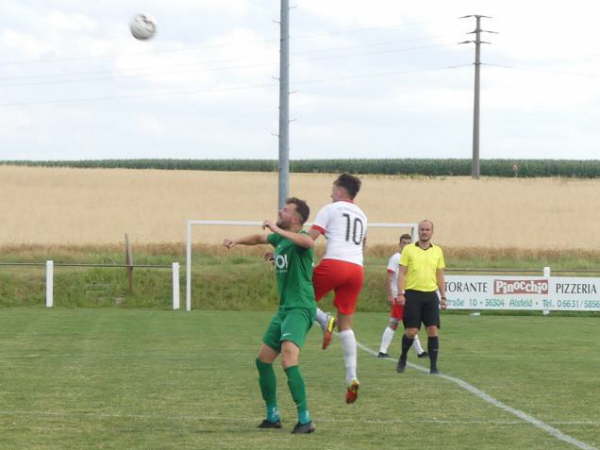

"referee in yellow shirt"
[396, 220, 446, 374]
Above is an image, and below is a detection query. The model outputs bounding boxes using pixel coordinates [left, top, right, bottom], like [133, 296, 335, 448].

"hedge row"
[3, 158, 600, 177]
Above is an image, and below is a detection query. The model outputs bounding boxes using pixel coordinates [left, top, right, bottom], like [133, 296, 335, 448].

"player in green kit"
[223, 197, 317, 434]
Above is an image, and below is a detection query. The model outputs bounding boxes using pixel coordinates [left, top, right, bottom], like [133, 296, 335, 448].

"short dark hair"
[334, 173, 361, 199]
[399, 233, 412, 241]
[286, 197, 310, 224]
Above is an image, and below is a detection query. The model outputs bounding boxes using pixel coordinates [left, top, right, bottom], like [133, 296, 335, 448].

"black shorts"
[403, 290, 441, 329]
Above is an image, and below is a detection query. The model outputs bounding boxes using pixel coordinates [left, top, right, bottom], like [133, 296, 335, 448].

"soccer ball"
[130, 14, 157, 40]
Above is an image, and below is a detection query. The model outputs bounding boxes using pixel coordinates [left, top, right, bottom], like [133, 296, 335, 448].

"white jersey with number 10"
[311, 201, 368, 266]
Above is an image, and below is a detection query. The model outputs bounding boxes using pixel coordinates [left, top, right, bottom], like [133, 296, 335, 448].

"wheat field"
[2, 165, 598, 249]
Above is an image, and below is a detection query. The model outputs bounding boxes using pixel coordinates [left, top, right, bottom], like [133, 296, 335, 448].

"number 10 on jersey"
[343, 213, 364, 245]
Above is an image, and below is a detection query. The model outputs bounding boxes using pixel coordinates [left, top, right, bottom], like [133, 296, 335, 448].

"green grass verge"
[0, 309, 598, 449]
[2, 246, 600, 309]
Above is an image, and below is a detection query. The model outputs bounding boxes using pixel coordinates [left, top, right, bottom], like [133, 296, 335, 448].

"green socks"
[284, 365, 311, 424]
[256, 359, 279, 422]
[256, 360, 311, 425]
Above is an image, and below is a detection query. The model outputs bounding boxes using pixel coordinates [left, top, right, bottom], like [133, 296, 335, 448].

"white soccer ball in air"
[130, 14, 157, 40]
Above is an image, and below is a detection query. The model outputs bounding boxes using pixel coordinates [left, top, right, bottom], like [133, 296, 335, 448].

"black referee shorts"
[403, 290, 441, 329]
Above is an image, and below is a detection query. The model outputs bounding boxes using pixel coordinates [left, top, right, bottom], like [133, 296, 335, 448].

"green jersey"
[267, 231, 316, 311]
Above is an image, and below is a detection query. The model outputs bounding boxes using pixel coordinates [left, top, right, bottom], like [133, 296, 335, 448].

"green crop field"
[3, 158, 600, 177]
[0, 308, 598, 449]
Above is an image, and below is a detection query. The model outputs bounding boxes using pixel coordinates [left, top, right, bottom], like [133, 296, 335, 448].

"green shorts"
[262, 307, 315, 352]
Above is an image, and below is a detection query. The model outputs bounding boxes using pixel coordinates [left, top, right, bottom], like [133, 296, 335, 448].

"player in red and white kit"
[377, 234, 427, 359]
[308, 173, 367, 404]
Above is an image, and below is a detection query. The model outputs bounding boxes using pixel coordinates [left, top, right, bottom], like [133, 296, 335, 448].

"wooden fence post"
[125, 233, 133, 293]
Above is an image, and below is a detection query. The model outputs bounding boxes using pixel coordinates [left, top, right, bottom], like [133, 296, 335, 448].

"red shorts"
[313, 259, 364, 315]
[390, 302, 405, 320]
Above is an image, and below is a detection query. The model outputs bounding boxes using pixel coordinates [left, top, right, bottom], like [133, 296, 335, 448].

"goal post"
[185, 220, 418, 312]
[186, 220, 262, 312]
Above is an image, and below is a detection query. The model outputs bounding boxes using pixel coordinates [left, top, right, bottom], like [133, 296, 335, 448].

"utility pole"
[278, 0, 290, 209]
[460, 15, 496, 179]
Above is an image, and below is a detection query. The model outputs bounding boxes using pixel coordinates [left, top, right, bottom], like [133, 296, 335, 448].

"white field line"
[0, 410, 598, 427]
[356, 341, 597, 450]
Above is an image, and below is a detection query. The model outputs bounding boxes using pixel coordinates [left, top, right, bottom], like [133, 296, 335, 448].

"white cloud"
[136, 113, 166, 137]
[151, 0, 250, 16]
[299, 0, 415, 27]
[0, 109, 31, 137]
[0, 29, 54, 59]
[0, 0, 598, 161]
[483, 66, 600, 111]
[298, 0, 600, 62]
[111, 27, 277, 90]
[44, 10, 98, 33]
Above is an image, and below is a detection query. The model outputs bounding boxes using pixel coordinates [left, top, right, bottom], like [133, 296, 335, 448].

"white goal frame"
[185, 220, 417, 312]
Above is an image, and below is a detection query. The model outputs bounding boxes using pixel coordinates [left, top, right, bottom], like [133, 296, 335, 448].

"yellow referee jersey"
[400, 243, 446, 292]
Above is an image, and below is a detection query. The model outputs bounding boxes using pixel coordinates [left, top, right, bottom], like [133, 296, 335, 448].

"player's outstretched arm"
[223, 234, 268, 249]
[263, 220, 314, 249]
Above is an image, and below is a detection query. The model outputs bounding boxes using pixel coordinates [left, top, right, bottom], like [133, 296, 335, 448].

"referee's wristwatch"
[440, 296, 447, 300]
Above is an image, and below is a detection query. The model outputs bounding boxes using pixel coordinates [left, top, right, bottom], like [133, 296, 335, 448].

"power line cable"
[290, 17, 452, 40]
[0, 62, 271, 87]
[292, 35, 452, 54]
[0, 65, 469, 107]
[483, 63, 599, 78]
[0, 82, 278, 107]
[0, 20, 455, 66]
[0, 37, 457, 83]
[299, 43, 465, 62]
[292, 64, 470, 86]
[0, 42, 464, 87]
[1, 35, 456, 78]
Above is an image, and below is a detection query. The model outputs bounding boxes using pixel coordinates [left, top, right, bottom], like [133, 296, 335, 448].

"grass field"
[2, 165, 600, 249]
[1, 308, 598, 449]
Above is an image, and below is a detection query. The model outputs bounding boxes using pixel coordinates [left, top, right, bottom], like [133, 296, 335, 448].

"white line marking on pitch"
[357, 341, 597, 450]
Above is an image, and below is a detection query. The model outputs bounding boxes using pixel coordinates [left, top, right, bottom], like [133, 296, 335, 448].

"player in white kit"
[377, 234, 427, 359]
[308, 174, 367, 404]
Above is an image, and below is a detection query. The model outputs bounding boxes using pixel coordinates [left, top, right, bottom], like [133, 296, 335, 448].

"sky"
[1, 0, 599, 161]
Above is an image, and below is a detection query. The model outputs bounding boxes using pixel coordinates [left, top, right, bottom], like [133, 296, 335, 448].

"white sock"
[315, 308, 329, 330]
[379, 327, 395, 354]
[339, 329, 358, 384]
[412, 335, 424, 355]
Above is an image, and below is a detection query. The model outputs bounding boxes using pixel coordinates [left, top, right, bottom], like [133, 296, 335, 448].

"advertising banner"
[445, 275, 600, 311]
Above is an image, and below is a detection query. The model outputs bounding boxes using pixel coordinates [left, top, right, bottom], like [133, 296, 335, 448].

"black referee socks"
[428, 336, 439, 370]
